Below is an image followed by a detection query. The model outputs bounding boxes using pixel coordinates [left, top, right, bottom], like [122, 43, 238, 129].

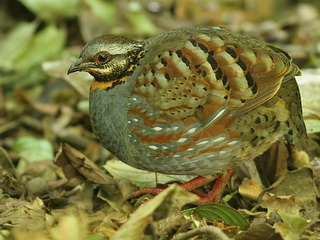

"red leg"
[179, 174, 219, 191]
[124, 175, 218, 200]
[125, 169, 233, 203]
[124, 187, 164, 200]
[197, 168, 233, 203]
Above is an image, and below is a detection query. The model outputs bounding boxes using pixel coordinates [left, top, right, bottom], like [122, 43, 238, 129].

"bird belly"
[89, 88, 290, 176]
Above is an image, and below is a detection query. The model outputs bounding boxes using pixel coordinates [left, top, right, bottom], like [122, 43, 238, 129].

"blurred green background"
[0, 2, 319, 239]
[0, 0, 320, 90]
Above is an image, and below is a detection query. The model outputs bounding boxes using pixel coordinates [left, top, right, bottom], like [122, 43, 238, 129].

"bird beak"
[68, 58, 96, 74]
[67, 58, 84, 74]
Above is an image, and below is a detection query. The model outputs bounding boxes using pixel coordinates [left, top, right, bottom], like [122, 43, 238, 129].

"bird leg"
[197, 168, 233, 203]
[125, 168, 233, 203]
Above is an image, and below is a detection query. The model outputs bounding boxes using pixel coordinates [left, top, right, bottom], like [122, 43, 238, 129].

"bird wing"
[130, 26, 298, 126]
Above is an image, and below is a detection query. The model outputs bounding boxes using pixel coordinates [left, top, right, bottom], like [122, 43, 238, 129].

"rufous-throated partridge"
[68, 26, 307, 202]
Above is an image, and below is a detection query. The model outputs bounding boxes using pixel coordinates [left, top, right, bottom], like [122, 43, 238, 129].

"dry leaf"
[111, 184, 199, 240]
[104, 159, 193, 188]
[54, 143, 113, 184]
[260, 168, 318, 221]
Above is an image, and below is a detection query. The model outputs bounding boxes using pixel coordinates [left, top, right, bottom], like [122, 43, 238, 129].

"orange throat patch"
[90, 76, 128, 92]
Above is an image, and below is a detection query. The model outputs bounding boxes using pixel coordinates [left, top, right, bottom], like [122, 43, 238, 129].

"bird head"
[68, 35, 144, 82]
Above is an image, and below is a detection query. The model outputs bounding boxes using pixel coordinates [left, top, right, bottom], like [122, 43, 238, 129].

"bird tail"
[277, 77, 308, 150]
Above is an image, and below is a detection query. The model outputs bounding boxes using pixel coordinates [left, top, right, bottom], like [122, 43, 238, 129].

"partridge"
[68, 26, 307, 201]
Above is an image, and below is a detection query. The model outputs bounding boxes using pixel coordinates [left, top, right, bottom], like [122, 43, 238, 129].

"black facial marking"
[105, 79, 125, 91]
[93, 44, 145, 91]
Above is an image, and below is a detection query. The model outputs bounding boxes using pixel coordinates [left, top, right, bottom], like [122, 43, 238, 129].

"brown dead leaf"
[26, 177, 49, 195]
[12, 232, 51, 240]
[235, 223, 283, 240]
[255, 140, 289, 185]
[0, 172, 26, 198]
[154, 208, 188, 239]
[239, 178, 264, 201]
[54, 143, 113, 184]
[111, 184, 199, 240]
[289, 146, 311, 169]
[54, 143, 122, 210]
[47, 106, 74, 135]
[43, 59, 91, 99]
[260, 168, 318, 221]
[0, 146, 17, 177]
[173, 226, 230, 240]
[49, 204, 96, 240]
[50, 214, 87, 240]
[274, 212, 309, 240]
[92, 208, 128, 238]
[0, 197, 52, 232]
[14, 88, 59, 116]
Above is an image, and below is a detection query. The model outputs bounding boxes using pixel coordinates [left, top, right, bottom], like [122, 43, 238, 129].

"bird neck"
[90, 46, 145, 92]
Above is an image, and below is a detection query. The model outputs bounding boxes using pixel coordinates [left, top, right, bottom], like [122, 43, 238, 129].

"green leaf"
[84, 0, 117, 26]
[126, 4, 158, 36]
[0, 22, 38, 71]
[275, 212, 308, 240]
[193, 204, 250, 230]
[13, 136, 54, 162]
[15, 24, 66, 70]
[181, 207, 196, 217]
[18, 0, 80, 21]
[0, 24, 65, 88]
[0, 65, 46, 87]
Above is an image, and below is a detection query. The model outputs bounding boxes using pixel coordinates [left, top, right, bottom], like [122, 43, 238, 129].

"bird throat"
[90, 75, 128, 92]
[90, 48, 145, 92]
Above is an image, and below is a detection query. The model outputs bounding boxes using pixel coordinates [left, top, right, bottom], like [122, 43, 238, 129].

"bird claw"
[125, 168, 233, 203]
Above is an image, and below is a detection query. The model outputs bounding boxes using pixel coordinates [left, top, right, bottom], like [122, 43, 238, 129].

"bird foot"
[125, 168, 233, 203]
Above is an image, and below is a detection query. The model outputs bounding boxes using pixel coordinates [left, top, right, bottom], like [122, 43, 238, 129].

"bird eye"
[94, 51, 111, 64]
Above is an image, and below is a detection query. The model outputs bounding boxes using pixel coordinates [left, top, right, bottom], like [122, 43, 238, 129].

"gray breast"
[89, 87, 137, 161]
[89, 86, 235, 176]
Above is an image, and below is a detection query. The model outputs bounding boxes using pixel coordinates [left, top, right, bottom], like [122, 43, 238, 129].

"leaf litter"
[1, 0, 320, 239]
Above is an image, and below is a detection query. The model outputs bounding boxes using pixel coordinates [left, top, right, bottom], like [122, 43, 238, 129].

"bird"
[68, 26, 307, 202]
